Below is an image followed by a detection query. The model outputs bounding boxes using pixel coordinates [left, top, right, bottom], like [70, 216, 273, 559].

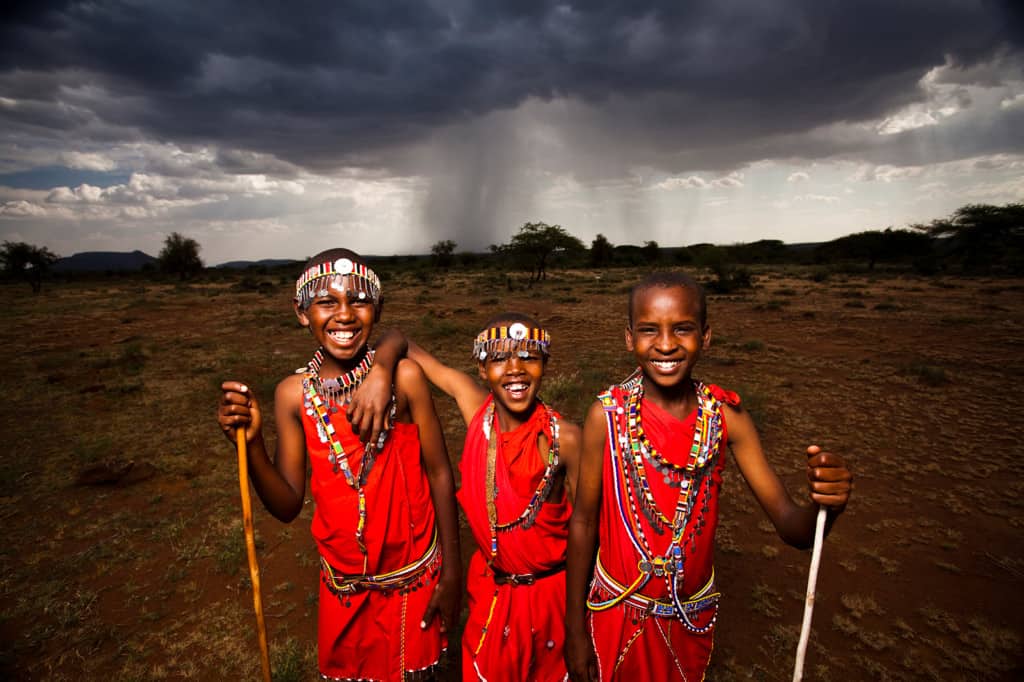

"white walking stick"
[792, 507, 828, 682]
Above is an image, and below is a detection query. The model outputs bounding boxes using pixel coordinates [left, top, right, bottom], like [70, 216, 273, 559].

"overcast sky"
[1, 1, 1022, 264]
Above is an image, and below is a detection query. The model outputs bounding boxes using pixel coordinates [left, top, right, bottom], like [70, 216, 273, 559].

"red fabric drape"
[458, 396, 571, 681]
[589, 383, 738, 682]
[305, 405, 444, 680]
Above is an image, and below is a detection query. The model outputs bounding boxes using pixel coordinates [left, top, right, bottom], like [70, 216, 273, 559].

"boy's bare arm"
[407, 340, 488, 425]
[726, 403, 851, 549]
[565, 401, 605, 682]
[397, 359, 462, 633]
[217, 376, 308, 522]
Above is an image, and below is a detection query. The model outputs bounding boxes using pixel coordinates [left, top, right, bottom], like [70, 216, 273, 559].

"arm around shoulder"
[407, 341, 487, 425]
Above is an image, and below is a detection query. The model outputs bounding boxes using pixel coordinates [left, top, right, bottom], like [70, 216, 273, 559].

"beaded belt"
[320, 532, 439, 597]
[492, 561, 566, 586]
[587, 553, 719, 620]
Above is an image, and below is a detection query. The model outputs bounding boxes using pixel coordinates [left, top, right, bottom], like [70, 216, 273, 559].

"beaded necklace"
[483, 399, 560, 560]
[622, 376, 722, 533]
[302, 347, 394, 554]
[604, 372, 723, 632]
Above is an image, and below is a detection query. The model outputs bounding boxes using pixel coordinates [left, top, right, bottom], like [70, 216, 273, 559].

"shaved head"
[628, 271, 707, 328]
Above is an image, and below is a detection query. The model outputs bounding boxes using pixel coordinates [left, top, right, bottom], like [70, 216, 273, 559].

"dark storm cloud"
[1, 0, 1020, 173]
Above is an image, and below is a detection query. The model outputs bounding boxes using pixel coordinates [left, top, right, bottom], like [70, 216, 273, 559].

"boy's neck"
[317, 344, 371, 376]
[492, 397, 538, 433]
[640, 372, 697, 417]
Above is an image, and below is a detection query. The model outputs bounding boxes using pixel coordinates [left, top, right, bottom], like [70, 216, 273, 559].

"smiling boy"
[218, 248, 461, 681]
[360, 313, 581, 681]
[565, 271, 852, 681]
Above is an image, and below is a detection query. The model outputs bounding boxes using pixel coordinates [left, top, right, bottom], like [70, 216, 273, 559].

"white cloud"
[850, 164, 924, 183]
[875, 60, 971, 135]
[1000, 92, 1024, 110]
[794, 194, 840, 204]
[787, 171, 809, 183]
[653, 172, 743, 190]
[59, 151, 117, 171]
[0, 200, 48, 217]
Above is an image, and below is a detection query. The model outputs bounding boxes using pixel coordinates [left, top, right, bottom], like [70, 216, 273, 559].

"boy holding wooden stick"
[218, 248, 461, 680]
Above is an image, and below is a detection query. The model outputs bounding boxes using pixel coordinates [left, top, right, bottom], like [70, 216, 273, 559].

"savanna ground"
[1, 265, 1022, 681]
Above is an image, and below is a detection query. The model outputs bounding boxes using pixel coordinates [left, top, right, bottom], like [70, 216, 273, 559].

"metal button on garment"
[546, 640, 555, 649]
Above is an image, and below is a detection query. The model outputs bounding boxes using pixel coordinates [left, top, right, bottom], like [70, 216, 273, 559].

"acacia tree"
[817, 229, 931, 270]
[158, 232, 204, 280]
[500, 222, 584, 282]
[430, 239, 457, 269]
[590, 233, 614, 267]
[913, 203, 1024, 272]
[642, 240, 660, 263]
[0, 241, 59, 293]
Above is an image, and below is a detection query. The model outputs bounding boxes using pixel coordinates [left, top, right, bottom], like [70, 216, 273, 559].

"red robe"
[588, 383, 738, 682]
[458, 396, 572, 682]
[304, 405, 445, 681]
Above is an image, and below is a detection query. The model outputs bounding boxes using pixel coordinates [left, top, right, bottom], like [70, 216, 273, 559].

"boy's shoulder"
[274, 372, 305, 403]
[278, 371, 304, 389]
[394, 356, 428, 384]
[392, 356, 431, 401]
[702, 382, 741, 408]
[557, 414, 582, 442]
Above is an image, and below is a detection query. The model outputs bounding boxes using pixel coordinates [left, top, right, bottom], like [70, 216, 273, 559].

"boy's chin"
[640, 365, 691, 386]
[321, 342, 369, 362]
[492, 392, 540, 415]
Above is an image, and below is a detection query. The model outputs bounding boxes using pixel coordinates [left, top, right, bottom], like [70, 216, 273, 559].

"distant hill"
[215, 258, 303, 269]
[53, 250, 157, 272]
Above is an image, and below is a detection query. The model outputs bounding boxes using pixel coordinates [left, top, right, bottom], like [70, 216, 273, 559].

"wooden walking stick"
[792, 506, 828, 682]
[237, 427, 273, 682]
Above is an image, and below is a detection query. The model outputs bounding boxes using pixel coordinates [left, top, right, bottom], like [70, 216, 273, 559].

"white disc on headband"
[335, 258, 354, 274]
[509, 323, 528, 340]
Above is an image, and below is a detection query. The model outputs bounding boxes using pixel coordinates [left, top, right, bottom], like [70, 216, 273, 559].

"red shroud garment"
[457, 396, 572, 682]
[304, 404, 445, 681]
[589, 383, 739, 682]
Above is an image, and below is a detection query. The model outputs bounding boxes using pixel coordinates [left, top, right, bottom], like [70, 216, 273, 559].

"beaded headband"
[472, 322, 551, 361]
[294, 257, 381, 309]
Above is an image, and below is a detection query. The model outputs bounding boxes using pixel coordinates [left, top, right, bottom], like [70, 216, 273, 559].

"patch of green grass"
[740, 340, 765, 352]
[750, 583, 781, 617]
[73, 435, 115, 465]
[271, 637, 314, 682]
[905, 362, 950, 386]
[840, 593, 884, 619]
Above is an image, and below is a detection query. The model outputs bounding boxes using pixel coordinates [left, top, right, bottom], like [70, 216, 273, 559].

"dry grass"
[1, 267, 1022, 680]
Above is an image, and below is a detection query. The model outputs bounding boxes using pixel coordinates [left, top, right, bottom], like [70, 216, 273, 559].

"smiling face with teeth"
[477, 320, 548, 431]
[295, 273, 380, 372]
[625, 282, 711, 397]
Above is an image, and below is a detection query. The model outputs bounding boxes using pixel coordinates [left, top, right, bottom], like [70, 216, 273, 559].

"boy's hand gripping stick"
[792, 506, 828, 682]
[236, 428, 273, 682]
